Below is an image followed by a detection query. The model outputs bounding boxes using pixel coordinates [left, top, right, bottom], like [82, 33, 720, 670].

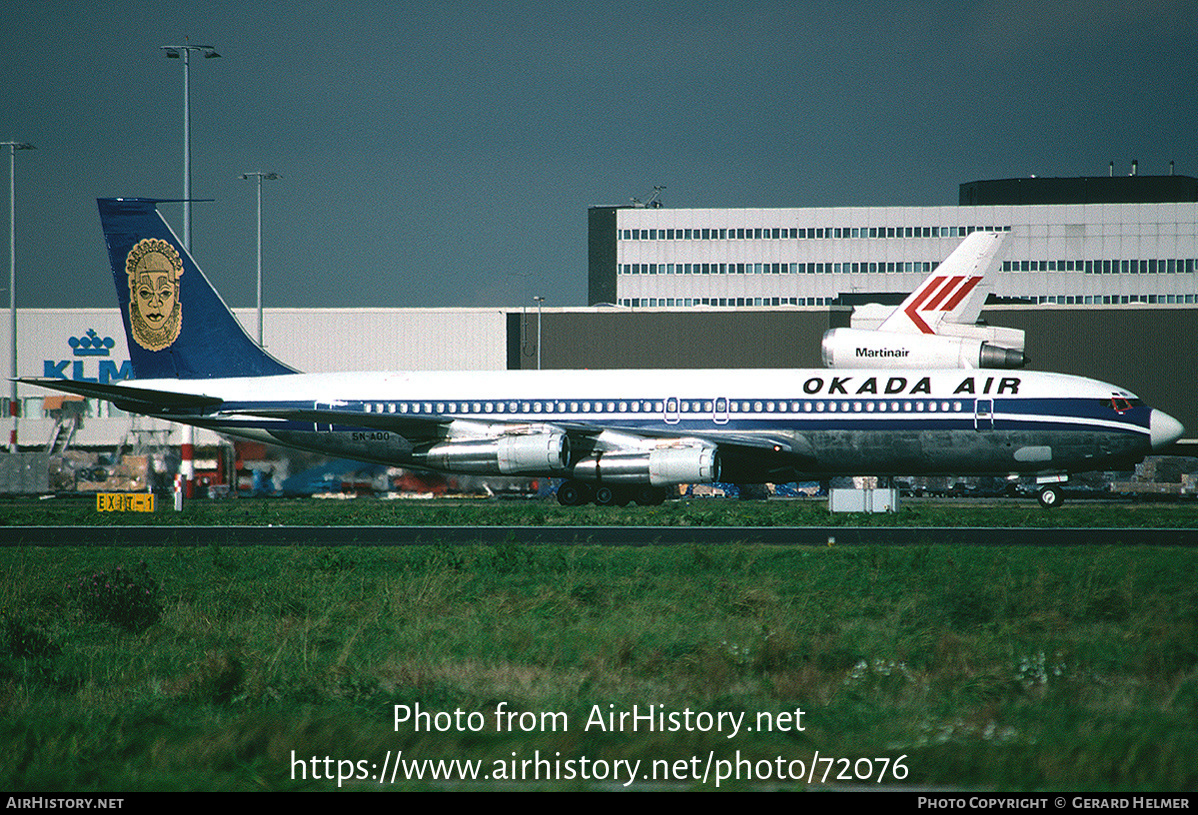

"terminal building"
[588, 174, 1198, 309]
[3, 174, 1195, 492]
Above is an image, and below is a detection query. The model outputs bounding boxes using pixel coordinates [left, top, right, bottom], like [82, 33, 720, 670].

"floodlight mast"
[160, 40, 218, 497]
[3, 141, 34, 450]
[240, 172, 281, 347]
[160, 41, 220, 252]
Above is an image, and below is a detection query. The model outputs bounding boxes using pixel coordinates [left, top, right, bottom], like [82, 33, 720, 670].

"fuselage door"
[664, 397, 680, 425]
[713, 396, 729, 425]
[974, 398, 993, 431]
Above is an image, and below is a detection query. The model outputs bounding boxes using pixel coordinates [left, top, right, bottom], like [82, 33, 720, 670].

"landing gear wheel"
[593, 485, 617, 506]
[633, 485, 668, 506]
[1037, 484, 1065, 509]
[556, 480, 591, 507]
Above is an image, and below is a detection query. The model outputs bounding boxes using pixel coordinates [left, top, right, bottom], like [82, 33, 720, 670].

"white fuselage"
[120, 366, 1176, 484]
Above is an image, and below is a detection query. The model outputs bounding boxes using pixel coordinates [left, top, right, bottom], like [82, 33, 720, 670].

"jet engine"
[571, 445, 720, 486]
[821, 328, 1026, 370]
[422, 431, 570, 475]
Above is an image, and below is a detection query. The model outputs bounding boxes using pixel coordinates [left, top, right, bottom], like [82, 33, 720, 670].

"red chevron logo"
[903, 275, 983, 334]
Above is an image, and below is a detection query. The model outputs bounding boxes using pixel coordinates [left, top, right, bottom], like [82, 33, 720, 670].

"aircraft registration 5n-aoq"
[22, 198, 1185, 508]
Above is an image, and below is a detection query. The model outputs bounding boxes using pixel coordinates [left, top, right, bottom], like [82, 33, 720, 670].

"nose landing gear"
[1037, 484, 1064, 508]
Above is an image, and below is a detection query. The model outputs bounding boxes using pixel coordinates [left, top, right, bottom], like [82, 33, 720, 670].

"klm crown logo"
[44, 328, 130, 383]
[69, 329, 116, 357]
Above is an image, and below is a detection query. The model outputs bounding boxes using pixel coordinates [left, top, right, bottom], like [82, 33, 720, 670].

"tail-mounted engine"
[821, 327, 1026, 369]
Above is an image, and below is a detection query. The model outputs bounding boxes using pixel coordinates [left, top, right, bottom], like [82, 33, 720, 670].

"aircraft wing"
[244, 405, 452, 442]
[244, 404, 817, 479]
[18, 380, 815, 475]
[18, 377, 224, 415]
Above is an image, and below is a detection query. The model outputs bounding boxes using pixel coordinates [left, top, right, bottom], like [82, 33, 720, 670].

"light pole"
[240, 172, 280, 347]
[533, 296, 545, 370]
[161, 41, 218, 498]
[3, 141, 34, 451]
[161, 41, 219, 251]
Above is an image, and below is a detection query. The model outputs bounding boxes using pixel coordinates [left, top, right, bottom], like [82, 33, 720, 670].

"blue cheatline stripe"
[206, 395, 1149, 437]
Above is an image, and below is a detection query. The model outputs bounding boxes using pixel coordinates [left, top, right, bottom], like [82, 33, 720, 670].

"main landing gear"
[555, 479, 668, 507]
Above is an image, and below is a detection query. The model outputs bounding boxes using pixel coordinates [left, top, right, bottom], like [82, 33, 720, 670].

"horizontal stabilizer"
[19, 377, 223, 415]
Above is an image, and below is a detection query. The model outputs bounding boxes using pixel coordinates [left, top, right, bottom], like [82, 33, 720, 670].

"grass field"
[2, 507, 1197, 790]
[4, 493, 1198, 528]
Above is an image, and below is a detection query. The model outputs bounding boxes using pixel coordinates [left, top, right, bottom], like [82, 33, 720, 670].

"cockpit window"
[1101, 397, 1141, 413]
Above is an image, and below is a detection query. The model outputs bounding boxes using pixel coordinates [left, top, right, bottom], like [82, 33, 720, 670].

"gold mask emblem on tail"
[125, 238, 183, 351]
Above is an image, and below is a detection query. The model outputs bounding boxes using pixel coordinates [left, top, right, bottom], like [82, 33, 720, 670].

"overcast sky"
[3, 1, 1197, 311]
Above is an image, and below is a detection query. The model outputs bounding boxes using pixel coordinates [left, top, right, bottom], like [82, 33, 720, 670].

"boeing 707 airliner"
[21, 199, 1185, 508]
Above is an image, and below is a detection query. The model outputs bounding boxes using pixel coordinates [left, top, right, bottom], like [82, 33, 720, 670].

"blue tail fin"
[98, 198, 295, 379]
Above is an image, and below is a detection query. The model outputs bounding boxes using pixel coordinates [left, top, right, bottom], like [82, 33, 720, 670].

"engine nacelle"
[650, 446, 721, 485]
[572, 445, 720, 486]
[821, 328, 1026, 370]
[423, 432, 570, 475]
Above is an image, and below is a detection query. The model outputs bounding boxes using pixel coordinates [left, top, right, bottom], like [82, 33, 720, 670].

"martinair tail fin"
[97, 198, 295, 380]
[879, 230, 1007, 335]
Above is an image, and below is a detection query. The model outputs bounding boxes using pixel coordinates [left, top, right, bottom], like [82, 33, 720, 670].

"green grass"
[4, 494, 1198, 528]
[2, 540, 1197, 790]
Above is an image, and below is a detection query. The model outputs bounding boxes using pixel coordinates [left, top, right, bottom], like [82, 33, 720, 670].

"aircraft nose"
[1149, 409, 1184, 451]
